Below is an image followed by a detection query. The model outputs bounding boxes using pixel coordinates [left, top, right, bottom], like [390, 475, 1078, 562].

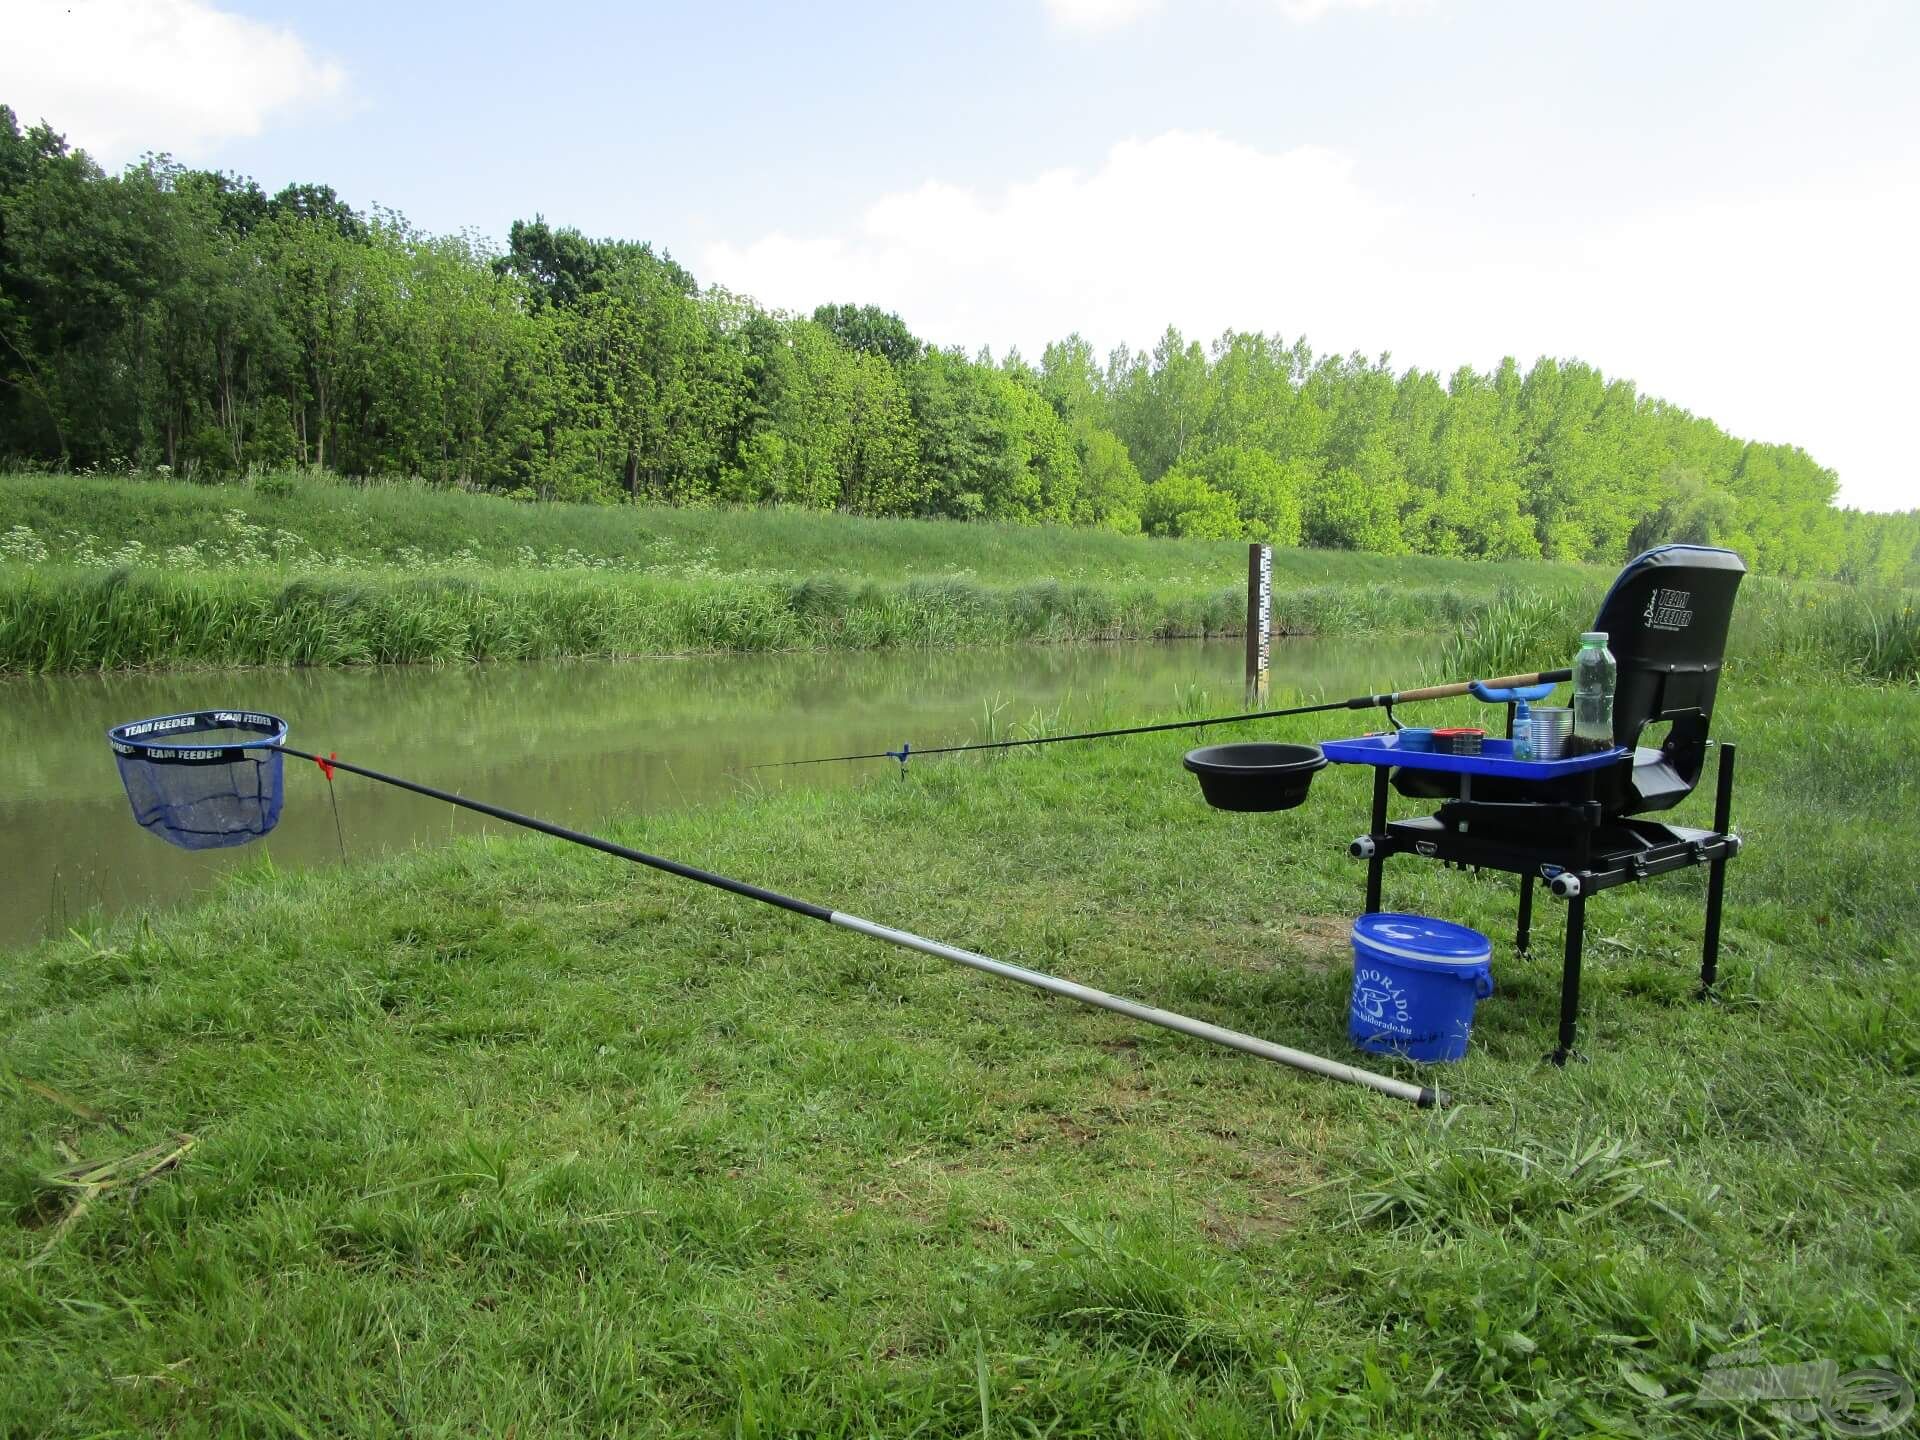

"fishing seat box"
[1336, 545, 1747, 1062]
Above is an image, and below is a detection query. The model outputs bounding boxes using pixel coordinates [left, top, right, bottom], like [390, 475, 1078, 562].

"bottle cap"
[1581, 631, 1608, 645]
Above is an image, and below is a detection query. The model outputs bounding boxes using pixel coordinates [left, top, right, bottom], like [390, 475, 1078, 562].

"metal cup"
[1529, 706, 1572, 760]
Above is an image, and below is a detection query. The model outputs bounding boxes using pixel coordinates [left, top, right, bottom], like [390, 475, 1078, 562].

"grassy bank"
[3, 677, 1914, 1434]
[6, 472, 1912, 681]
[1, 566, 1472, 671]
[2, 469, 1594, 590]
[4, 553, 1908, 682]
[0, 469, 1572, 673]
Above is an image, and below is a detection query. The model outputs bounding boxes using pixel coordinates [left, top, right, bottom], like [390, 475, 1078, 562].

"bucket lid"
[1352, 913, 1492, 965]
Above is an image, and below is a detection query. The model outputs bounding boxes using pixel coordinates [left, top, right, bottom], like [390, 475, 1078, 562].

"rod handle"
[1392, 669, 1571, 705]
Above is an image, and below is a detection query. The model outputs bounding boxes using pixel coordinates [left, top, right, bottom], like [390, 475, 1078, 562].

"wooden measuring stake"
[1245, 543, 1272, 701]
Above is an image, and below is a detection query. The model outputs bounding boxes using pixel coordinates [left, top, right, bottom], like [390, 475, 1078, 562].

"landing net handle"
[263, 742, 1443, 1107]
[100, 712, 1444, 1107]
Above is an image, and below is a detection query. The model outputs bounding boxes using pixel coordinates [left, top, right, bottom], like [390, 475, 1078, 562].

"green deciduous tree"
[1193, 446, 1305, 546]
[1142, 469, 1241, 539]
[1071, 426, 1145, 534]
[0, 103, 1896, 577]
[810, 303, 923, 368]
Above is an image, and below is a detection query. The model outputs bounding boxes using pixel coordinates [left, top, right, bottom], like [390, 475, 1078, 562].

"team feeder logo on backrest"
[1642, 587, 1693, 632]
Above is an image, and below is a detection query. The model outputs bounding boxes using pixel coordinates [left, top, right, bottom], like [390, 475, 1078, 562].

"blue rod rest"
[1470, 681, 1557, 703]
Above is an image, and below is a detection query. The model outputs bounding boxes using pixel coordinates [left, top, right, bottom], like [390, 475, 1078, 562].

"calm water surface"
[2, 637, 1423, 947]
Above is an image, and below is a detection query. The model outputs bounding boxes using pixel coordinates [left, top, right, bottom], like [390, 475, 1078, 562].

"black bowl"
[1184, 742, 1328, 812]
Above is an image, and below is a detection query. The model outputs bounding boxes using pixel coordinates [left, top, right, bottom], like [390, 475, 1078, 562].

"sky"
[4, 0, 1917, 511]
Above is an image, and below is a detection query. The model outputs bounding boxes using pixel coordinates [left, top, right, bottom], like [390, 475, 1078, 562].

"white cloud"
[707, 130, 1398, 360]
[703, 131, 1917, 510]
[1, 0, 348, 165]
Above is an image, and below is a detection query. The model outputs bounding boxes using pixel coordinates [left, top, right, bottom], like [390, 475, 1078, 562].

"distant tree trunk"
[314, 373, 329, 470]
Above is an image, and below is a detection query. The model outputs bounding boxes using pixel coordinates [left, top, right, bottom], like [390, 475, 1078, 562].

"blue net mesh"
[108, 711, 288, 851]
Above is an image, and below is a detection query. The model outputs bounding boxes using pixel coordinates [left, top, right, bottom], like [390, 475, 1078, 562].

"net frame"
[107, 709, 289, 850]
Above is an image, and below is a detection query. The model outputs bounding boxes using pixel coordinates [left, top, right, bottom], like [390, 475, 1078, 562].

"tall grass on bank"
[7, 470, 1911, 680]
[0, 567, 1197, 671]
[1438, 581, 1920, 686]
[0, 565, 1488, 674]
[1738, 580, 1920, 683]
[0, 567, 1481, 673]
[7, 563, 1909, 679]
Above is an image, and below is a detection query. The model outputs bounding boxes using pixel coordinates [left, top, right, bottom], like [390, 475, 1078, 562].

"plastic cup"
[1529, 707, 1572, 760]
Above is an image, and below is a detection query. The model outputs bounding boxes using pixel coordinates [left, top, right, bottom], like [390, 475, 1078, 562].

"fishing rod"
[752, 668, 1572, 771]
[105, 712, 1444, 1109]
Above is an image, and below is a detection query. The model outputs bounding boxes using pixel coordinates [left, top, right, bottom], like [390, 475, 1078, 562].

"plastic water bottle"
[1570, 631, 1616, 756]
[1511, 698, 1536, 761]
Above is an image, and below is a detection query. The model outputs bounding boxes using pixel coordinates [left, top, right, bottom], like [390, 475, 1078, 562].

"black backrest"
[1591, 544, 1745, 798]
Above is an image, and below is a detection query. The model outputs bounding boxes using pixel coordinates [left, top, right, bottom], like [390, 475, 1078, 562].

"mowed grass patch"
[1, 678, 1914, 1435]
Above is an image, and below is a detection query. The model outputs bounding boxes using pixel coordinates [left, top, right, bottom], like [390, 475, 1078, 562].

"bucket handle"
[1474, 972, 1496, 999]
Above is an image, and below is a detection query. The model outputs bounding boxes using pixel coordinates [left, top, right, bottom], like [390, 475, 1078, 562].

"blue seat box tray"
[1320, 734, 1628, 780]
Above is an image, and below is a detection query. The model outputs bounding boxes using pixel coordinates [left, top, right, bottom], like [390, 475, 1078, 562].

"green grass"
[0, 566, 1283, 671]
[1439, 578, 1920, 686]
[2, 468, 1595, 591]
[0, 468, 1591, 672]
[3, 676, 1914, 1435]
[11, 471, 1915, 683]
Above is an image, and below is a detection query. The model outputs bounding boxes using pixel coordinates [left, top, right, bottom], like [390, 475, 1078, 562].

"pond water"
[1, 637, 1424, 948]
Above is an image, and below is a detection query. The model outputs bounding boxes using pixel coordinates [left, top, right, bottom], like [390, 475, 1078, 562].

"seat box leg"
[1702, 859, 1728, 993]
[1701, 743, 1736, 995]
[1517, 872, 1535, 953]
[1363, 767, 1388, 914]
[1550, 893, 1586, 1065]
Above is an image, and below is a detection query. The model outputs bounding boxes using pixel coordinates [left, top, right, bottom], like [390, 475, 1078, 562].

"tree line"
[1, 106, 1913, 584]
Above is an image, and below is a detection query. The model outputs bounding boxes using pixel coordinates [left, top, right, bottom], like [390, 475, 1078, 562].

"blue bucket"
[1348, 913, 1494, 1062]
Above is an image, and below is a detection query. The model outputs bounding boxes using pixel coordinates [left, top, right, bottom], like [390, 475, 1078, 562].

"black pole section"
[751, 668, 1576, 771]
[270, 745, 831, 921]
